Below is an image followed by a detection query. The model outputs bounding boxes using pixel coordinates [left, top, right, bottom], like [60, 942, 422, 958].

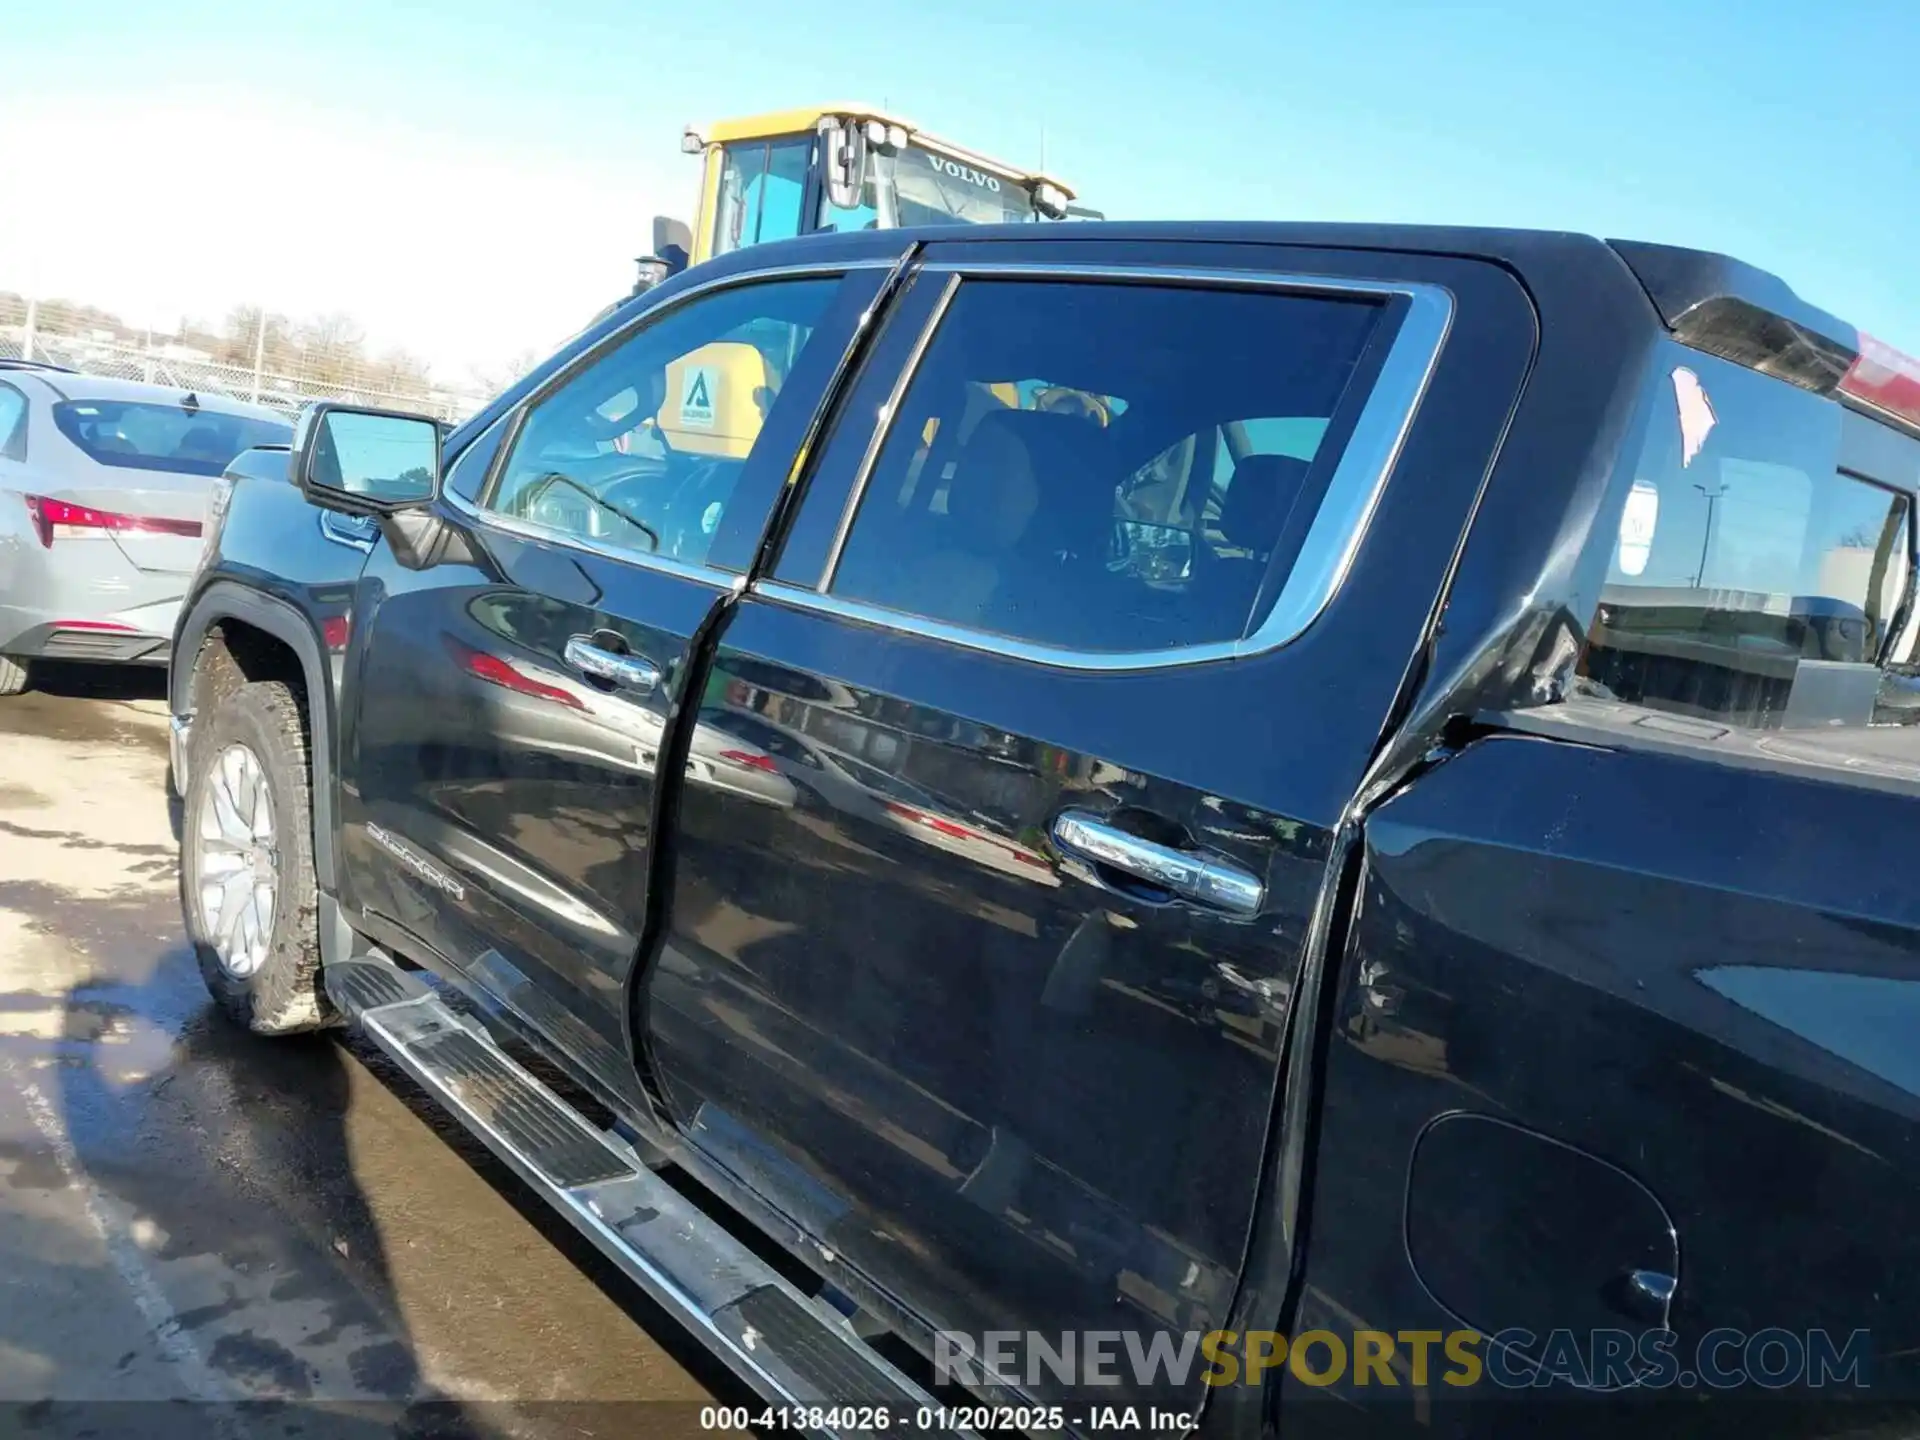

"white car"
[0, 362, 290, 694]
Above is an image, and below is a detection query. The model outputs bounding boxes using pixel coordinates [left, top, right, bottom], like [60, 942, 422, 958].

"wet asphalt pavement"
[0, 665, 737, 1439]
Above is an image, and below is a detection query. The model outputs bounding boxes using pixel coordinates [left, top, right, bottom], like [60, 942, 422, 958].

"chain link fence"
[0, 331, 493, 424]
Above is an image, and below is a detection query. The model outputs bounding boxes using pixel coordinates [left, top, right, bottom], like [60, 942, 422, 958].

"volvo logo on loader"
[925, 156, 1003, 192]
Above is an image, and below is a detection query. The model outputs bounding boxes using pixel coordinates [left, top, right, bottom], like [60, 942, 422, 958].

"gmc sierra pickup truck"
[168, 223, 1920, 1436]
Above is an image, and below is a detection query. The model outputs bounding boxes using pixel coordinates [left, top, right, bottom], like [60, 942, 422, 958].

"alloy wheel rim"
[194, 743, 278, 978]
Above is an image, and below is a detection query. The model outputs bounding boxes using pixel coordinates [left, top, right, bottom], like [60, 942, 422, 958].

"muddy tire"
[180, 680, 335, 1034]
[0, 656, 27, 696]
[170, 637, 237, 812]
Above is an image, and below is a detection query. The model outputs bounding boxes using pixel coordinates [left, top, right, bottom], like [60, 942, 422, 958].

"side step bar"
[324, 957, 950, 1436]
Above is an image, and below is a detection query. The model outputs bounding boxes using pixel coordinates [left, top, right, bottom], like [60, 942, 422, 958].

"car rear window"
[52, 400, 292, 477]
[1578, 343, 1915, 729]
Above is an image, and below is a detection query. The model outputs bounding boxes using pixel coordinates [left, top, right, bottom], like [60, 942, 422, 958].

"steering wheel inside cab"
[608, 455, 743, 561]
[517, 452, 743, 562]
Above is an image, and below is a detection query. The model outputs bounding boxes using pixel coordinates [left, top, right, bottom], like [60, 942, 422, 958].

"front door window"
[484, 278, 838, 568]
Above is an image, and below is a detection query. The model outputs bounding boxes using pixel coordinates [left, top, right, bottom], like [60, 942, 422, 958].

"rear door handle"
[1052, 810, 1264, 917]
[564, 637, 661, 694]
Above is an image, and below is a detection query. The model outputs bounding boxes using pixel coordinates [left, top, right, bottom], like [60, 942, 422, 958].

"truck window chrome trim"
[442, 483, 732, 591]
[763, 263, 1455, 672]
[818, 272, 960, 590]
[447, 255, 897, 592]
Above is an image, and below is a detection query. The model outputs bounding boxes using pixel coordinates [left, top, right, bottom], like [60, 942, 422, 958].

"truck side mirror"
[292, 402, 441, 518]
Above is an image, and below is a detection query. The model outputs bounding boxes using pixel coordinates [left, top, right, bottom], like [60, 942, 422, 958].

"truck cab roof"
[669, 220, 1912, 437]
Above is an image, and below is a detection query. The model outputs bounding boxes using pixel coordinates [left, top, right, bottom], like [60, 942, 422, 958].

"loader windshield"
[816, 142, 1042, 233]
[889, 145, 1039, 226]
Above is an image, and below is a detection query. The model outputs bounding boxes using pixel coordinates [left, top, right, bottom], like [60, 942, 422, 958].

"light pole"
[1693, 480, 1728, 588]
[250, 310, 267, 405]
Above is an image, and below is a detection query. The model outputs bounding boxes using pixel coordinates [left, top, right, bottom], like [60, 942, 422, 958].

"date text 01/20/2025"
[698, 1405, 1197, 1432]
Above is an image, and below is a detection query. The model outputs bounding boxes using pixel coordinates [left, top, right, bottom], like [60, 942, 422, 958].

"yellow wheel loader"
[638, 102, 1094, 280]
[617, 104, 1103, 462]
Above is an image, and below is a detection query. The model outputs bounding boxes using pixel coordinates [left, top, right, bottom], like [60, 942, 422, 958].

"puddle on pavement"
[0, 700, 728, 1418]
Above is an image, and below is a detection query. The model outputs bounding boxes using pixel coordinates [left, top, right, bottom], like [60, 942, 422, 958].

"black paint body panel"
[1287, 734, 1920, 1431]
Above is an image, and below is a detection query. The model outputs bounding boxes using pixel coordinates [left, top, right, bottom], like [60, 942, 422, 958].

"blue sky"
[5, 0, 1917, 379]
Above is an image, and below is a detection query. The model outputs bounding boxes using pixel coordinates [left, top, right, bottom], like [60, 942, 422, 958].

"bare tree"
[467, 348, 543, 398]
[177, 316, 226, 356]
[365, 347, 433, 397]
[297, 311, 369, 388]
[18, 297, 129, 341]
[218, 304, 302, 374]
[4, 283, 507, 417]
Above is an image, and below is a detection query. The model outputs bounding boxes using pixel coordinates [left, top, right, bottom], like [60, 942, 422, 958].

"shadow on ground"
[20, 662, 171, 705]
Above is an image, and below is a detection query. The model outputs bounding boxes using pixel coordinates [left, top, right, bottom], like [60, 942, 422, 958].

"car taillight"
[716, 748, 779, 773]
[25, 495, 203, 548]
[445, 636, 584, 709]
[885, 801, 974, 841]
[1838, 333, 1920, 432]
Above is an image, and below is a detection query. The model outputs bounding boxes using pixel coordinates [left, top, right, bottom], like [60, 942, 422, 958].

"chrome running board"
[323, 956, 945, 1435]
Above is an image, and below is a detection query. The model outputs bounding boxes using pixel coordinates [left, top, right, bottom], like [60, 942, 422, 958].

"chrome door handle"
[1052, 810, 1264, 917]
[564, 637, 661, 693]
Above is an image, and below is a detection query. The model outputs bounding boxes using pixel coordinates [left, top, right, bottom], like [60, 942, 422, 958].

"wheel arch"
[174, 584, 339, 892]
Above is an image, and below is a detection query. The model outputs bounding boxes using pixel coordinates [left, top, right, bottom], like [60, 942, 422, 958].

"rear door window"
[824, 278, 1389, 654]
[1580, 346, 1914, 729]
[1114, 415, 1338, 593]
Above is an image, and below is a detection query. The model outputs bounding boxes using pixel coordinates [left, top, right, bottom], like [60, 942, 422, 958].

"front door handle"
[564, 636, 661, 694]
[1052, 810, 1264, 917]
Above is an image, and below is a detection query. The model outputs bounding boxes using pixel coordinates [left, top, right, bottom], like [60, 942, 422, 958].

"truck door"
[336, 257, 898, 1106]
[639, 239, 1537, 1414]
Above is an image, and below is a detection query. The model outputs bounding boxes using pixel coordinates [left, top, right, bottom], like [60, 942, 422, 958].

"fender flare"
[173, 582, 339, 892]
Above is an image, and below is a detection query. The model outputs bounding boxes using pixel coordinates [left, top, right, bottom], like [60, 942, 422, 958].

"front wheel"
[180, 679, 334, 1033]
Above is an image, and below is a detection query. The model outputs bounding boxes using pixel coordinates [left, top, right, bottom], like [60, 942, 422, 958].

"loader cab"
[673, 105, 1086, 271]
[622, 106, 1094, 461]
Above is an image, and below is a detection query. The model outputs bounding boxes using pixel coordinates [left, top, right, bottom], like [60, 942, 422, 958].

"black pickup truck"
[168, 223, 1920, 1437]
